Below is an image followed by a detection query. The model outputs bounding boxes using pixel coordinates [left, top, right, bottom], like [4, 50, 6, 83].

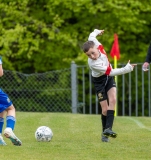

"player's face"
[85, 46, 100, 60]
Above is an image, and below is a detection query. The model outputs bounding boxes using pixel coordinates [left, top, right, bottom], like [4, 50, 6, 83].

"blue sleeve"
[0, 57, 2, 64]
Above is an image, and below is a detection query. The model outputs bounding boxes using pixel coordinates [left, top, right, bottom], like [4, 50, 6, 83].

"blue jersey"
[0, 57, 13, 112]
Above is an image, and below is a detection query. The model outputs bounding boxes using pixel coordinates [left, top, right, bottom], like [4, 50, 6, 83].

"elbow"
[88, 36, 94, 41]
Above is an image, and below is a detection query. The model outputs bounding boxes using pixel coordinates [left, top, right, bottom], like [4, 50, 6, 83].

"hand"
[142, 62, 149, 71]
[98, 30, 104, 36]
[128, 60, 137, 69]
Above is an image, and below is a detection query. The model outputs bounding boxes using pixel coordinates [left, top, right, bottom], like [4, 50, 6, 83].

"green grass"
[1, 112, 151, 160]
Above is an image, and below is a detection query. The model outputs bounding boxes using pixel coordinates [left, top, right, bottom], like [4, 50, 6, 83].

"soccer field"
[1, 112, 151, 160]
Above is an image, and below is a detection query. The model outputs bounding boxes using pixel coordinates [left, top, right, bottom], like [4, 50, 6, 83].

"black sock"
[105, 110, 115, 129]
[101, 114, 107, 132]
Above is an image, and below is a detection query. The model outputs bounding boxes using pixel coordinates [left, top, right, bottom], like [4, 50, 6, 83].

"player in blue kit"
[0, 57, 22, 146]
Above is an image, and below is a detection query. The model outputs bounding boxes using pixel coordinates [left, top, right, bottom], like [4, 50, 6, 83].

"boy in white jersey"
[82, 29, 136, 142]
[0, 57, 22, 146]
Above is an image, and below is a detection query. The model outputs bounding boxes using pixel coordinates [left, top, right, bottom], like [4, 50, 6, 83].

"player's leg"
[103, 87, 117, 138]
[4, 104, 22, 146]
[92, 75, 109, 142]
[100, 99, 109, 142]
[0, 89, 22, 146]
[102, 76, 117, 138]
[98, 91, 110, 142]
[0, 111, 7, 145]
[100, 100, 108, 131]
[5, 104, 16, 130]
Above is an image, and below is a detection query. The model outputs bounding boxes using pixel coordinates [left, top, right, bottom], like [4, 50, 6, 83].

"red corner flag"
[110, 33, 120, 60]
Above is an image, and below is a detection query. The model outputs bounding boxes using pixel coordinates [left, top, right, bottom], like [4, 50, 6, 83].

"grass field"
[1, 112, 151, 160]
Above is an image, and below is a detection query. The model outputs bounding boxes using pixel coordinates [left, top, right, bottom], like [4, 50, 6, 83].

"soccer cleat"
[101, 134, 109, 142]
[103, 128, 117, 138]
[0, 134, 7, 145]
[4, 128, 22, 146]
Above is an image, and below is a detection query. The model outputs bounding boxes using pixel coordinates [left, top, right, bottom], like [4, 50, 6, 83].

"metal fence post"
[71, 61, 77, 113]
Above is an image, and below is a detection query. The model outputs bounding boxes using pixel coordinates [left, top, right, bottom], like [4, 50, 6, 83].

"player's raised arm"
[88, 29, 104, 47]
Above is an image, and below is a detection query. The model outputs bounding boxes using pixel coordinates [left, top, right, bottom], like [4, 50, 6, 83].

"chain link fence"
[1, 63, 151, 116]
[0, 69, 71, 112]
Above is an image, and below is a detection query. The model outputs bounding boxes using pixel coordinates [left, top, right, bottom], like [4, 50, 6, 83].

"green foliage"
[0, 0, 151, 115]
[0, 0, 151, 73]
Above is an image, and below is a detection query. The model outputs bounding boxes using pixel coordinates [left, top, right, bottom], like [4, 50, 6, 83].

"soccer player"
[82, 29, 136, 142]
[0, 57, 22, 146]
[142, 42, 151, 71]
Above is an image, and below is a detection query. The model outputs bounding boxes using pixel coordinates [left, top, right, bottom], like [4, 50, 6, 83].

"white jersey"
[88, 29, 133, 77]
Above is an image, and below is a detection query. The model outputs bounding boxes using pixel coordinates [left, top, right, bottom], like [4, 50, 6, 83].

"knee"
[6, 105, 15, 111]
[102, 109, 107, 115]
[109, 97, 116, 106]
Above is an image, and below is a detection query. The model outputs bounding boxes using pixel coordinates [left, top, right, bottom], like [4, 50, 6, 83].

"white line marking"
[127, 117, 151, 131]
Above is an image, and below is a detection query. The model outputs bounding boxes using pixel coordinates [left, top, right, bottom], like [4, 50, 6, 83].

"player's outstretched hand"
[98, 30, 104, 35]
[128, 60, 137, 69]
[142, 62, 149, 71]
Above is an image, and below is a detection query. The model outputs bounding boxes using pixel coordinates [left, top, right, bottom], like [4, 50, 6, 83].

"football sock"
[101, 114, 107, 132]
[105, 110, 115, 129]
[0, 117, 4, 134]
[6, 116, 16, 130]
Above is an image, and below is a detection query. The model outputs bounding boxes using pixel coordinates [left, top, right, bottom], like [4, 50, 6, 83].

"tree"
[0, 0, 151, 73]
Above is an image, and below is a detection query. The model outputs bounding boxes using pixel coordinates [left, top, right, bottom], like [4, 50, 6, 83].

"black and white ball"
[35, 126, 53, 142]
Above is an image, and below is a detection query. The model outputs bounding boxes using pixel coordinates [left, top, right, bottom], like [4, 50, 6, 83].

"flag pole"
[110, 33, 120, 116]
[114, 55, 117, 116]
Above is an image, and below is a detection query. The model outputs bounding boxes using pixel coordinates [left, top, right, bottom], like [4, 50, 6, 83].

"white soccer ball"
[35, 126, 53, 142]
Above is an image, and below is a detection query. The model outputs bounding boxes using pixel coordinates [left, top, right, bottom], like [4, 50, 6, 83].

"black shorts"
[92, 75, 116, 102]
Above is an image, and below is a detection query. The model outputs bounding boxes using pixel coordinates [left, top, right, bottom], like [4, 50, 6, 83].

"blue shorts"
[0, 89, 13, 113]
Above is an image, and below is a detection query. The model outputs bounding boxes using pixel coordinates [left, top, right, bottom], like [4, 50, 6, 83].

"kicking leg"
[103, 87, 117, 138]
